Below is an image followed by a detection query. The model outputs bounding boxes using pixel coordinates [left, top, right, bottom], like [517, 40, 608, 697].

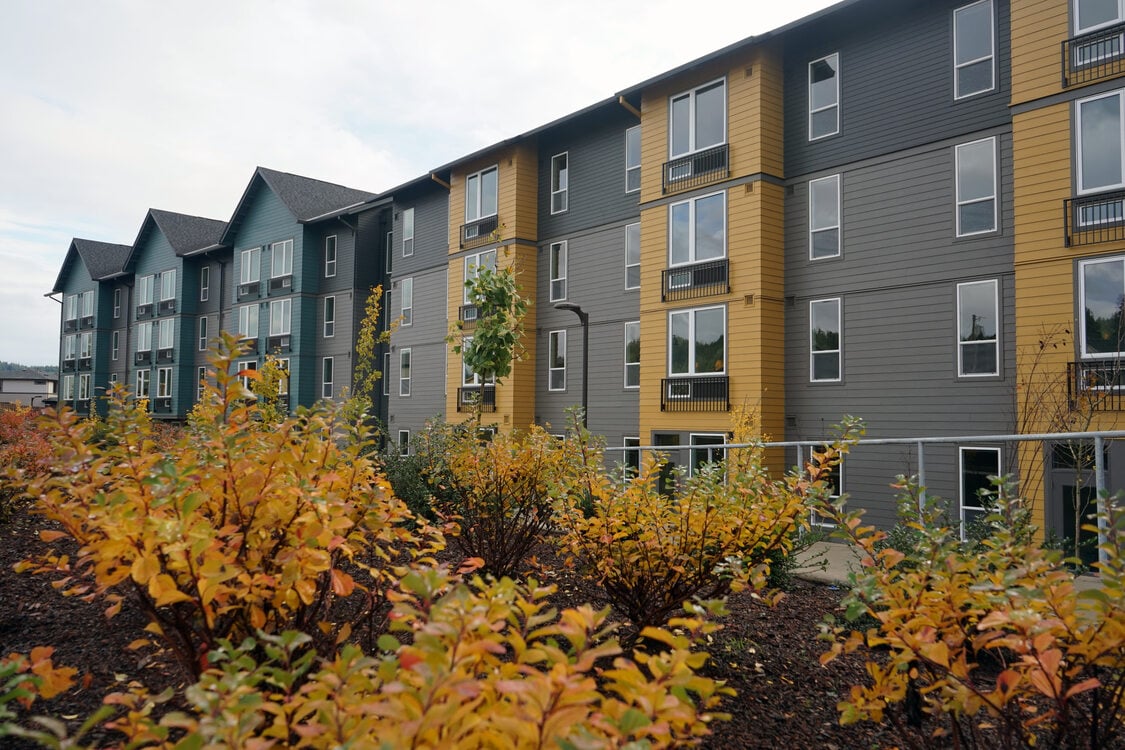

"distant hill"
[0, 360, 57, 376]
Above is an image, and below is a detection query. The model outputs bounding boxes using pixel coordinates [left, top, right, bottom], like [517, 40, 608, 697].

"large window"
[157, 367, 172, 399]
[954, 0, 995, 99]
[809, 53, 840, 140]
[62, 375, 74, 401]
[955, 137, 997, 236]
[1077, 90, 1125, 198]
[64, 294, 77, 322]
[77, 374, 90, 401]
[238, 304, 259, 340]
[550, 241, 567, 301]
[809, 174, 841, 260]
[158, 318, 174, 351]
[622, 437, 641, 481]
[669, 79, 726, 157]
[136, 369, 150, 399]
[1080, 255, 1125, 356]
[271, 239, 293, 279]
[269, 298, 291, 336]
[383, 353, 391, 396]
[960, 446, 1001, 531]
[78, 331, 92, 359]
[402, 209, 414, 257]
[957, 280, 999, 376]
[198, 316, 208, 351]
[463, 249, 498, 303]
[63, 334, 76, 361]
[400, 278, 413, 326]
[112, 330, 120, 361]
[80, 290, 94, 318]
[810, 298, 842, 382]
[549, 330, 566, 391]
[159, 269, 176, 302]
[277, 359, 289, 396]
[461, 337, 494, 387]
[237, 360, 257, 391]
[669, 192, 725, 266]
[625, 222, 640, 290]
[624, 321, 640, 388]
[137, 275, 154, 307]
[551, 153, 569, 214]
[136, 322, 152, 353]
[398, 430, 411, 457]
[1075, 0, 1124, 33]
[324, 296, 335, 338]
[240, 248, 260, 285]
[325, 236, 337, 277]
[668, 306, 726, 376]
[200, 266, 210, 302]
[322, 357, 334, 399]
[113, 288, 121, 318]
[690, 434, 726, 477]
[465, 166, 498, 222]
[400, 348, 412, 397]
[625, 126, 641, 193]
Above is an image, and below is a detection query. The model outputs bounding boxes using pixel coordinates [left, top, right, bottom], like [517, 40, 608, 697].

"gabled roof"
[141, 209, 227, 257]
[51, 238, 132, 293]
[220, 167, 377, 245]
[0, 369, 54, 381]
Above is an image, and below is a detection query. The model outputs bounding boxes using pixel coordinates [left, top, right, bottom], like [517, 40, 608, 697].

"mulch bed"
[1, 501, 895, 748]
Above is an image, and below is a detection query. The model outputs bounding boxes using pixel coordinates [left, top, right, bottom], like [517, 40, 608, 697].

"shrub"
[16, 334, 444, 679]
[821, 477, 1125, 749]
[0, 406, 52, 522]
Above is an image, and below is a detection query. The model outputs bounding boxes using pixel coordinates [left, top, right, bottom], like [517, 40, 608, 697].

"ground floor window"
[960, 446, 1001, 537]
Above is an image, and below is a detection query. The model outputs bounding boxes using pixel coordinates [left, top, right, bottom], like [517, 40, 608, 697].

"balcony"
[157, 348, 174, 364]
[661, 259, 730, 302]
[1064, 191, 1125, 247]
[1063, 22, 1125, 87]
[268, 275, 293, 293]
[267, 334, 291, 353]
[79, 316, 95, 329]
[237, 281, 260, 300]
[136, 303, 154, 320]
[460, 215, 499, 249]
[660, 376, 730, 412]
[458, 304, 480, 330]
[62, 357, 77, 372]
[1069, 360, 1125, 411]
[662, 144, 729, 194]
[240, 337, 260, 355]
[158, 299, 176, 315]
[64, 318, 77, 332]
[78, 357, 92, 371]
[153, 397, 173, 414]
[457, 385, 496, 412]
[135, 350, 152, 366]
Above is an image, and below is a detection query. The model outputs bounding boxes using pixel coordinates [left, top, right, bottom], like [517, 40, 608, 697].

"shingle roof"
[148, 209, 227, 257]
[51, 238, 132, 292]
[0, 369, 54, 381]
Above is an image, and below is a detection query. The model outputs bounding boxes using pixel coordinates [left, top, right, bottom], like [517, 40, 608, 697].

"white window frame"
[276, 359, 289, 396]
[625, 126, 641, 193]
[62, 374, 74, 401]
[385, 231, 393, 274]
[400, 278, 413, 327]
[953, 0, 996, 100]
[78, 373, 90, 402]
[461, 337, 495, 388]
[136, 322, 152, 353]
[622, 436, 641, 481]
[668, 77, 727, 158]
[78, 331, 92, 359]
[109, 373, 117, 386]
[64, 295, 77, 321]
[1079, 255, 1125, 358]
[269, 298, 291, 337]
[113, 288, 121, 318]
[111, 330, 119, 361]
[398, 430, 411, 456]
[325, 235, 337, 278]
[157, 367, 172, 399]
[80, 290, 93, 318]
[383, 352, 391, 396]
[138, 275, 154, 306]
[624, 321, 640, 389]
[463, 249, 498, 304]
[136, 369, 150, 400]
[238, 304, 259, 340]
[159, 270, 176, 302]
[465, 165, 499, 222]
[63, 334, 76, 361]
[625, 222, 641, 290]
[551, 152, 569, 214]
[1074, 0, 1125, 34]
[689, 433, 726, 477]
[809, 174, 841, 260]
[271, 239, 294, 279]
[669, 191, 726, 267]
[200, 265, 210, 302]
[237, 360, 257, 391]
[667, 305, 727, 377]
[810, 298, 842, 383]
[197, 367, 206, 400]
[549, 241, 567, 302]
[955, 137, 998, 236]
[240, 248, 260, 285]
[959, 446, 1001, 536]
[322, 357, 334, 399]
[324, 296, 335, 338]
[400, 348, 412, 397]
[957, 279, 1000, 377]
[549, 330, 567, 392]
[808, 52, 840, 141]
[811, 443, 844, 527]
[402, 208, 415, 257]
[158, 318, 174, 351]
[198, 316, 208, 351]
[1076, 90, 1125, 196]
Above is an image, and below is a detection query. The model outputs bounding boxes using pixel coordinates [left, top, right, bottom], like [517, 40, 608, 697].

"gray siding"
[392, 186, 450, 277]
[388, 266, 448, 436]
[784, 0, 1011, 179]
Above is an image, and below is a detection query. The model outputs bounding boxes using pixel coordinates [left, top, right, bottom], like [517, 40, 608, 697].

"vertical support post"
[917, 441, 927, 512]
[1096, 436, 1108, 564]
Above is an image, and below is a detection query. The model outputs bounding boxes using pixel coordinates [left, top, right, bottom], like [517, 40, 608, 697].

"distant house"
[0, 369, 57, 408]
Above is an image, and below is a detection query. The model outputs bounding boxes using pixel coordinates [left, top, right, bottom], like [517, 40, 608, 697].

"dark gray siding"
[537, 107, 641, 238]
[783, 0, 1011, 179]
[387, 266, 448, 438]
[392, 186, 450, 277]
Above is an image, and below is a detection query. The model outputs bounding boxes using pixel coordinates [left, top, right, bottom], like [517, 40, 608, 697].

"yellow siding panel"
[1010, 0, 1068, 105]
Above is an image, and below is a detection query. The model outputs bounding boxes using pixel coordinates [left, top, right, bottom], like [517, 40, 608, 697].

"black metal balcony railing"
[268, 275, 293, 293]
[240, 337, 259, 354]
[79, 316, 95, 329]
[267, 334, 291, 353]
[460, 215, 499, 249]
[661, 259, 730, 302]
[157, 348, 174, 363]
[153, 397, 173, 414]
[135, 350, 152, 365]
[64, 319, 78, 332]
[78, 357, 92, 371]
[1069, 360, 1125, 411]
[662, 144, 729, 194]
[62, 358, 77, 371]
[237, 281, 260, 300]
[136, 304, 154, 320]
[1064, 191, 1125, 247]
[660, 375, 730, 412]
[1063, 22, 1125, 87]
[458, 304, 480, 330]
[457, 385, 497, 412]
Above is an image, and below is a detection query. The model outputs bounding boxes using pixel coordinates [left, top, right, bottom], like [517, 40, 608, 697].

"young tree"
[351, 284, 394, 412]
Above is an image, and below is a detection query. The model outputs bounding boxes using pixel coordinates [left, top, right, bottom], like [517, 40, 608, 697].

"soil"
[1, 502, 895, 749]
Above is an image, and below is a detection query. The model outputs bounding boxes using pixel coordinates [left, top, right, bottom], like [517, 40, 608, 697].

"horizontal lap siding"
[394, 188, 450, 276]
[1010, 0, 1067, 106]
[390, 265, 449, 435]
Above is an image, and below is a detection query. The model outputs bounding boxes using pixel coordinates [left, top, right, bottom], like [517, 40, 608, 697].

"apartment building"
[53, 0, 1125, 539]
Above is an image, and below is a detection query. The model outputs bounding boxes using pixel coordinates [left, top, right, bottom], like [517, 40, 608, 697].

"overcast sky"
[0, 0, 837, 366]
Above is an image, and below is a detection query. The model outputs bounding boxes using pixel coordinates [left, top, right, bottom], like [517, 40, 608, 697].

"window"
[960, 446, 1001, 531]
[78, 331, 92, 359]
[325, 236, 337, 278]
[623, 437, 641, 480]
[625, 222, 640, 290]
[269, 299, 291, 336]
[238, 305, 259, 340]
[197, 367, 206, 400]
[463, 249, 498, 303]
[668, 305, 726, 376]
[271, 239, 293, 278]
[549, 330, 566, 391]
[64, 295, 77, 321]
[113, 288, 121, 318]
[159, 270, 176, 302]
[1077, 90, 1125, 199]
[158, 318, 174, 351]
[551, 153, 569, 214]
[549, 241, 567, 301]
[78, 374, 90, 402]
[957, 280, 999, 376]
[465, 166, 498, 222]
[690, 434, 726, 477]
[401, 278, 413, 326]
[398, 430, 411, 456]
[136, 369, 150, 399]
[240, 248, 261, 284]
[383, 353, 391, 396]
[956, 137, 997, 236]
[62, 375, 74, 400]
[277, 359, 289, 396]
[811, 444, 844, 526]
[237, 360, 257, 391]
[1075, 0, 1124, 34]
[400, 348, 412, 397]
[324, 296, 335, 338]
[112, 331, 120, 361]
[385, 231, 393, 274]
[809, 53, 840, 140]
[322, 357, 333, 399]
[669, 79, 726, 158]
[461, 337, 494, 387]
[383, 291, 391, 332]
[625, 126, 641, 193]
[157, 367, 172, 399]
[136, 322, 152, 352]
[199, 316, 208, 351]
[809, 175, 841, 260]
[624, 321, 640, 388]
[1080, 255, 1125, 356]
[200, 266, 210, 302]
[137, 275, 154, 306]
[109, 373, 117, 386]
[669, 192, 725, 266]
[954, 1, 995, 99]
[79, 291, 93, 319]
[402, 208, 415, 257]
[810, 298, 842, 382]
